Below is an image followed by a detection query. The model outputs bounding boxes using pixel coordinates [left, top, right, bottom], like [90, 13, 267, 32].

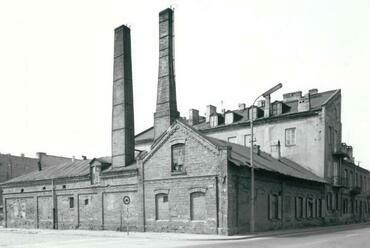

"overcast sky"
[0, 0, 369, 169]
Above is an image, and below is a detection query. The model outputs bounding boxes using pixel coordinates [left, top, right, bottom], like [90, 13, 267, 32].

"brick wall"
[142, 123, 224, 234]
[5, 197, 36, 228]
[2, 172, 140, 230]
[228, 166, 325, 234]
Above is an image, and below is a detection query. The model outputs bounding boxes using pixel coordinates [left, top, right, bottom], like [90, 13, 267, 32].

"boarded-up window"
[268, 194, 282, 220]
[295, 197, 304, 219]
[307, 198, 313, 218]
[268, 194, 277, 219]
[172, 144, 185, 172]
[190, 192, 206, 220]
[284, 196, 291, 216]
[155, 193, 169, 220]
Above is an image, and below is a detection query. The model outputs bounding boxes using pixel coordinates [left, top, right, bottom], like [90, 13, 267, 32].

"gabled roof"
[206, 137, 326, 183]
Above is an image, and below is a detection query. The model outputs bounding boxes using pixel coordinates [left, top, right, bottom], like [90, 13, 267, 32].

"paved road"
[192, 225, 370, 248]
[0, 225, 369, 248]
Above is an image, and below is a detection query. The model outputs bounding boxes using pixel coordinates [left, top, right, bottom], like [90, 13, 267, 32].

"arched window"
[171, 144, 185, 172]
[190, 192, 206, 220]
[155, 193, 169, 220]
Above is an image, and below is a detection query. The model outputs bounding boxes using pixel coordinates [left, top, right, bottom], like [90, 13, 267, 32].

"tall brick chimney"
[111, 25, 135, 167]
[154, 8, 179, 140]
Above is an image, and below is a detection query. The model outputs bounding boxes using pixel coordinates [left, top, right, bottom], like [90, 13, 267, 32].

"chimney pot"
[206, 105, 217, 122]
[238, 103, 246, 110]
[309, 89, 318, 95]
[297, 94, 311, 112]
[188, 109, 199, 126]
[283, 91, 302, 102]
[264, 95, 271, 118]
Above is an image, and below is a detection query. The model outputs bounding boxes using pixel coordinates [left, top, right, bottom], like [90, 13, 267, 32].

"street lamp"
[250, 83, 282, 233]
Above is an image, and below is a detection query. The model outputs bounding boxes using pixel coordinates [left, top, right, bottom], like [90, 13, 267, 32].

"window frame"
[285, 128, 296, 146]
[171, 143, 185, 174]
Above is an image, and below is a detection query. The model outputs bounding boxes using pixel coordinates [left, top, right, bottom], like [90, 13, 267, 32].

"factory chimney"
[111, 25, 135, 167]
[154, 8, 179, 140]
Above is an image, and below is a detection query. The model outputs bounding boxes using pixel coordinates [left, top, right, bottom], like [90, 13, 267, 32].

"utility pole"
[250, 83, 282, 233]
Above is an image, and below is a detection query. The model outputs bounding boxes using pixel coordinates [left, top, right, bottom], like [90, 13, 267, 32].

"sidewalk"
[1, 222, 369, 241]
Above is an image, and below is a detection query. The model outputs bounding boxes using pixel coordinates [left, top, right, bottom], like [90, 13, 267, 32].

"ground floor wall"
[3, 177, 141, 231]
[324, 185, 370, 225]
[3, 172, 370, 235]
[143, 175, 219, 234]
[228, 167, 327, 235]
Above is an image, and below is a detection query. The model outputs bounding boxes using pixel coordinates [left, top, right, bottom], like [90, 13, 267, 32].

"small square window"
[163, 195, 168, 203]
[62, 185, 66, 189]
[285, 128, 296, 146]
[84, 199, 89, 205]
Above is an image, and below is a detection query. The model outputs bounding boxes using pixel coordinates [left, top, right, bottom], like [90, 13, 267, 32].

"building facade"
[2, 8, 369, 235]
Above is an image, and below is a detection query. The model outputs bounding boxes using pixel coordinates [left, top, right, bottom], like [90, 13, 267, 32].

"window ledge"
[171, 171, 187, 176]
[285, 144, 296, 147]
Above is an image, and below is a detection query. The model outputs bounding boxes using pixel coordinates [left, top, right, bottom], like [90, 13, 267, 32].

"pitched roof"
[134, 89, 339, 144]
[1, 155, 140, 185]
[135, 127, 154, 144]
[2, 159, 92, 184]
[206, 136, 326, 183]
[0, 153, 75, 183]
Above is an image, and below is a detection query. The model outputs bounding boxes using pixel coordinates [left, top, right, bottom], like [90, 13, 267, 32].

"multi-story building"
[1, 8, 368, 235]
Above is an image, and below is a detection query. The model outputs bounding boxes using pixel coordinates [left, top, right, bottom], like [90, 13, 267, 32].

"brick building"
[0, 153, 75, 214]
[1, 8, 369, 235]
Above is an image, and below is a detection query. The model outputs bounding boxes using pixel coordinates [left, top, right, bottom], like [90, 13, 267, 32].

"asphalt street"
[192, 224, 370, 248]
[0, 224, 370, 248]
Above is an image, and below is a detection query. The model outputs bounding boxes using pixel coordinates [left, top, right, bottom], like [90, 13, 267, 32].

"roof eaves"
[320, 89, 341, 106]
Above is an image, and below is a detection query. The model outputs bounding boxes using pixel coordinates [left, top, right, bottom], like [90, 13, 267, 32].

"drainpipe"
[52, 179, 57, 229]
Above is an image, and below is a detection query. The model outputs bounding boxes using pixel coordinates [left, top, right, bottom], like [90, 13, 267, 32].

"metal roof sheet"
[3, 159, 92, 184]
[206, 136, 327, 183]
